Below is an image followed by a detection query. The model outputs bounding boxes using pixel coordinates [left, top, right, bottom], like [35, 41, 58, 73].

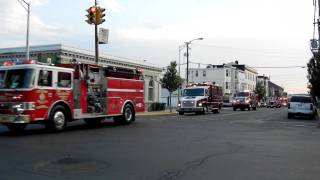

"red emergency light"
[1, 61, 14, 66]
[22, 60, 37, 64]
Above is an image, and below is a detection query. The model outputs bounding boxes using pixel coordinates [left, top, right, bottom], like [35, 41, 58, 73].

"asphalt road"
[0, 107, 320, 180]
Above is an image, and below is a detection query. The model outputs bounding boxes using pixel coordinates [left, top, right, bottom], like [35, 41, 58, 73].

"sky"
[0, 0, 315, 94]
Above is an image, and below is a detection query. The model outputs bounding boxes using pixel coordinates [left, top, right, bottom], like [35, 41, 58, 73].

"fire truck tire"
[202, 107, 207, 115]
[253, 106, 257, 110]
[179, 111, 184, 115]
[46, 105, 67, 132]
[114, 104, 135, 124]
[233, 107, 237, 111]
[6, 124, 27, 134]
[213, 108, 220, 114]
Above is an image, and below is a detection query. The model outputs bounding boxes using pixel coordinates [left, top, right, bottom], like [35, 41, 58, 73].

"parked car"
[287, 95, 317, 119]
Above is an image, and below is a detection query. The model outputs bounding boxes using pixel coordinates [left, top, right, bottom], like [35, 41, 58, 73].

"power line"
[184, 60, 306, 69]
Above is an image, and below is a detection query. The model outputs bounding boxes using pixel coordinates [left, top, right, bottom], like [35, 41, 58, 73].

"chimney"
[235, 60, 239, 64]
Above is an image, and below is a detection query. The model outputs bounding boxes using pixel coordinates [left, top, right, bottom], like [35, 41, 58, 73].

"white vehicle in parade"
[287, 95, 317, 119]
[177, 83, 223, 115]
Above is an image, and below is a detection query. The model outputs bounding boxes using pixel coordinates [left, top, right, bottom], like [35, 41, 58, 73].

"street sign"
[99, 28, 109, 44]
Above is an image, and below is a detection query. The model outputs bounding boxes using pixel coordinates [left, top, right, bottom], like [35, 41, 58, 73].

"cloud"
[0, 0, 69, 43]
[90, 0, 124, 13]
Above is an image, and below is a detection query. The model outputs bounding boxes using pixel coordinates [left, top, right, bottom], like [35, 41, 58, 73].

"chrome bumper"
[177, 107, 204, 112]
[0, 114, 31, 123]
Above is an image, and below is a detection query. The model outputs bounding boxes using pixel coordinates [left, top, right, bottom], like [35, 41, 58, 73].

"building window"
[226, 82, 229, 90]
[235, 72, 237, 79]
[226, 69, 229, 77]
[196, 70, 198, 77]
[148, 79, 154, 101]
[203, 70, 206, 77]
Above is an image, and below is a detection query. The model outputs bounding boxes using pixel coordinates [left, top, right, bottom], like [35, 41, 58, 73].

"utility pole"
[26, 2, 30, 60]
[95, 0, 99, 64]
[185, 37, 203, 84]
[186, 42, 190, 84]
[17, 0, 30, 60]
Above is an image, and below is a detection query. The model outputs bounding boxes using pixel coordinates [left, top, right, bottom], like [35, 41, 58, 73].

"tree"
[307, 53, 320, 100]
[160, 61, 182, 112]
[255, 81, 266, 101]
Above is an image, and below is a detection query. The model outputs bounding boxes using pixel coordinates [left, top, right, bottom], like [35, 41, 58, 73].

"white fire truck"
[0, 60, 144, 133]
[177, 83, 223, 115]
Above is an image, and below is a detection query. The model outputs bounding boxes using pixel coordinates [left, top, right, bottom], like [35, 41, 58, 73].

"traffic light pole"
[95, 0, 99, 64]
[95, 23, 99, 64]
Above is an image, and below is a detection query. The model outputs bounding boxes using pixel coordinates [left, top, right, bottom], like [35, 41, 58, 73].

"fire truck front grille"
[0, 103, 11, 110]
[182, 101, 195, 108]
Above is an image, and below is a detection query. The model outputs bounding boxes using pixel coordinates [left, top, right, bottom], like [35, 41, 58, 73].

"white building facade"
[257, 75, 270, 98]
[187, 62, 258, 103]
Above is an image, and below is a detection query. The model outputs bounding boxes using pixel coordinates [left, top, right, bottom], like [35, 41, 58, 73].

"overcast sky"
[0, 0, 314, 94]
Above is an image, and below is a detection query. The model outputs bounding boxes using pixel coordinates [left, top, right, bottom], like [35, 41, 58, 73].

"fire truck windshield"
[0, 69, 36, 89]
[237, 92, 249, 97]
[183, 88, 205, 97]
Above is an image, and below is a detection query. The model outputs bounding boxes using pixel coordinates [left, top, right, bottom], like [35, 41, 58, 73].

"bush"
[146, 102, 166, 112]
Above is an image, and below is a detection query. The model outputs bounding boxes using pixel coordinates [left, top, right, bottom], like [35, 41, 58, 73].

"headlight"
[245, 100, 250, 103]
[198, 102, 203, 107]
[12, 104, 24, 115]
[177, 103, 181, 107]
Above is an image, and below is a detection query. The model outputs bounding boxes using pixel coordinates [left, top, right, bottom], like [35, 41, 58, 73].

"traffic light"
[86, 6, 97, 25]
[96, 7, 106, 25]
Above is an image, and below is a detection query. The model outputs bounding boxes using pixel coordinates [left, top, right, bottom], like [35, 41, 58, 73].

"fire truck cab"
[177, 83, 223, 115]
[232, 90, 258, 111]
[0, 60, 144, 133]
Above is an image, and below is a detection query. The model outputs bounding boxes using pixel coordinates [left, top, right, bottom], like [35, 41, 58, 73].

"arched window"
[148, 78, 154, 101]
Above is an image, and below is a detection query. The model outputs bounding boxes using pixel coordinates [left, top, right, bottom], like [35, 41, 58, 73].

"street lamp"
[177, 44, 186, 101]
[185, 37, 203, 84]
[17, 0, 30, 60]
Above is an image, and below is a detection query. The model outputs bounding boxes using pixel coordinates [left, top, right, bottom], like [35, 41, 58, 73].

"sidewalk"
[136, 109, 177, 117]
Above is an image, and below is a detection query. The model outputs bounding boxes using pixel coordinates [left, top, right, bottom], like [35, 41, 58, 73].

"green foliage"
[160, 61, 182, 93]
[307, 54, 320, 99]
[255, 81, 266, 100]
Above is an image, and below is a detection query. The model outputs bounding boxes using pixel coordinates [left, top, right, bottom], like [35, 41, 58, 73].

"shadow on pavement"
[0, 121, 136, 137]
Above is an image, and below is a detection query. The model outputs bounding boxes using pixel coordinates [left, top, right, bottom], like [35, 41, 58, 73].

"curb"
[136, 112, 177, 117]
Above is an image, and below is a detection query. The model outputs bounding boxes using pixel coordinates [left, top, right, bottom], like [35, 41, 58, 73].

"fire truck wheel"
[115, 104, 135, 124]
[6, 124, 27, 134]
[201, 107, 207, 115]
[253, 106, 257, 110]
[179, 111, 184, 115]
[233, 107, 237, 111]
[213, 108, 220, 114]
[47, 105, 67, 131]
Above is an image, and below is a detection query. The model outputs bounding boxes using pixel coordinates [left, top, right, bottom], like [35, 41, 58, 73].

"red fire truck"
[0, 60, 144, 133]
[232, 90, 258, 111]
[177, 82, 223, 115]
